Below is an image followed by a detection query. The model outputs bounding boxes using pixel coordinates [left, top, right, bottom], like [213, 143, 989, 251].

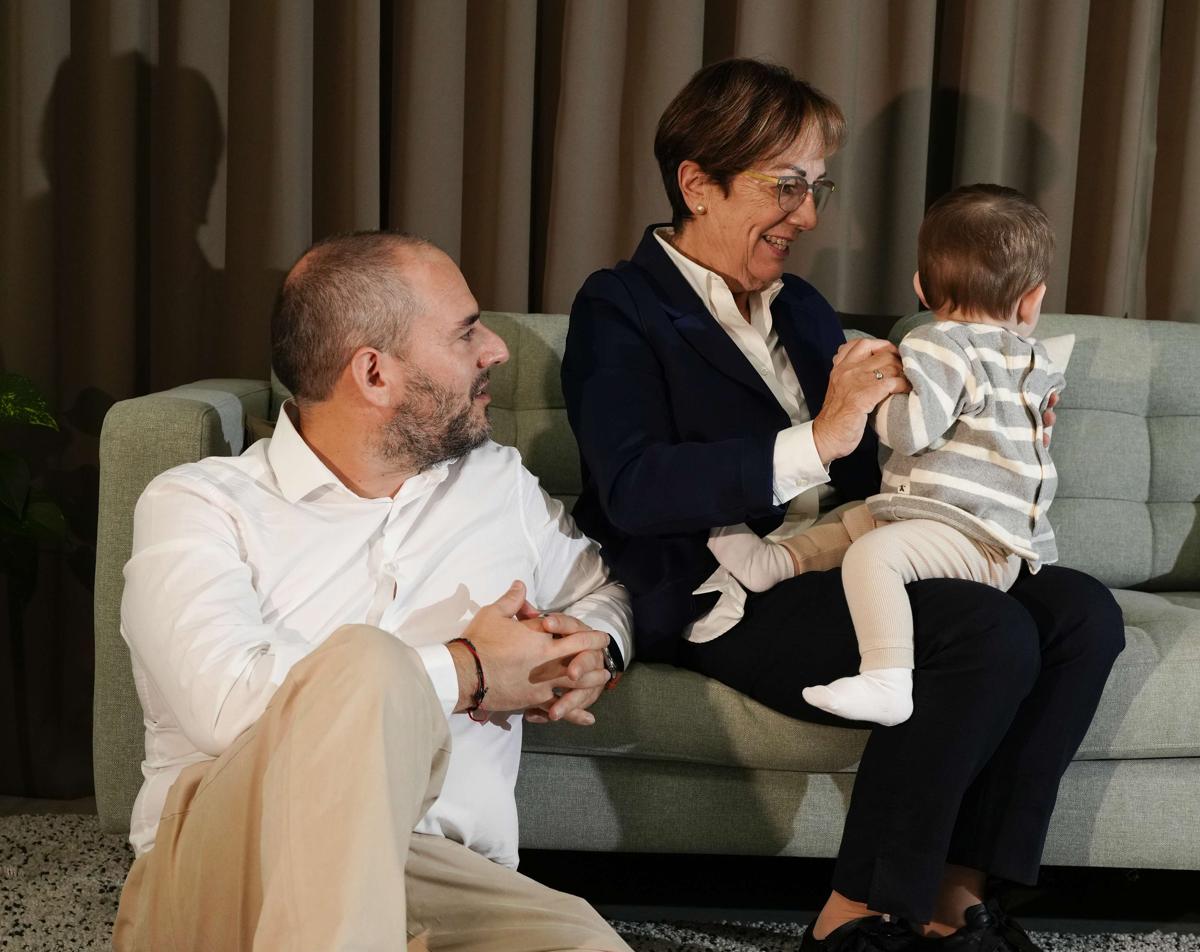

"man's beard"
[378, 365, 492, 471]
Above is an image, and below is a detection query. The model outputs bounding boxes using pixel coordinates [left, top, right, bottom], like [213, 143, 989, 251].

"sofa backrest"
[891, 312, 1200, 590]
[482, 313, 581, 512]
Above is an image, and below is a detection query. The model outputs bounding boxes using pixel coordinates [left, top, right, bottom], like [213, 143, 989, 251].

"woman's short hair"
[654, 58, 846, 229]
[272, 231, 430, 403]
[918, 185, 1055, 319]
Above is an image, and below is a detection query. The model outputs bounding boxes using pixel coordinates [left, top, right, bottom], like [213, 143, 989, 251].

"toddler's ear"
[1017, 282, 1047, 332]
[912, 271, 929, 309]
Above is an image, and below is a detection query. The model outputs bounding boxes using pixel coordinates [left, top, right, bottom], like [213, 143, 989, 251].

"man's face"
[377, 250, 509, 470]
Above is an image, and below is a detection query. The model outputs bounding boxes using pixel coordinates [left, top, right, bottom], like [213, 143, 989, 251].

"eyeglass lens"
[779, 178, 833, 213]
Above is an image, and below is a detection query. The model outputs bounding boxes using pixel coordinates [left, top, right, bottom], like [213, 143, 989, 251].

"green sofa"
[95, 313, 1200, 870]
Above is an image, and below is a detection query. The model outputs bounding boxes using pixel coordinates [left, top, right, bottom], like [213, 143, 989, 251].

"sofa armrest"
[93, 378, 270, 834]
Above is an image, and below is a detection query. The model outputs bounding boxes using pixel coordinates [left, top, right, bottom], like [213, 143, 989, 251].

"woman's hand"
[812, 339, 910, 466]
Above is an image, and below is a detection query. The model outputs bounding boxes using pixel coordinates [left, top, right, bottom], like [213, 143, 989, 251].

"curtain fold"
[223, 1, 312, 384]
[1148, 0, 1200, 324]
[387, 0, 468, 261]
[152, 0, 229, 388]
[1067, 0, 1162, 320]
[460, 0, 537, 313]
[542, 0, 705, 312]
[2, 0, 1200, 795]
[943, 0, 1092, 313]
[313, 0, 381, 238]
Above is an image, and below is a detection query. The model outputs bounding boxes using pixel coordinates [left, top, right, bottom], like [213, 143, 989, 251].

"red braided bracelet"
[449, 637, 488, 721]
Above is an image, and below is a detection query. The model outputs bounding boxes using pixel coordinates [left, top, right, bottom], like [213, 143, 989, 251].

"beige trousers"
[779, 506, 1022, 671]
[113, 625, 630, 952]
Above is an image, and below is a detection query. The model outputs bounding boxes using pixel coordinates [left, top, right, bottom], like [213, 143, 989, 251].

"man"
[114, 232, 634, 951]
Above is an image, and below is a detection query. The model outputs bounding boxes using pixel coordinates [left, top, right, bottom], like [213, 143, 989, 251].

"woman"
[561, 58, 1124, 951]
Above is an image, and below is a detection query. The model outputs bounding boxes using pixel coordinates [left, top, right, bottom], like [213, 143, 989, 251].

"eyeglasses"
[741, 170, 837, 213]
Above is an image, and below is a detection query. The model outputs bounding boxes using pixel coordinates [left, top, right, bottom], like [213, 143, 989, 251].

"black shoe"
[800, 915, 922, 951]
[925, 899, 1043, 951]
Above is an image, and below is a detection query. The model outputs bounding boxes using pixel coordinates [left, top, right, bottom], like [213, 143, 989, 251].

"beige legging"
[780, 505, 1022, 671]
[113, 626, 631, 952]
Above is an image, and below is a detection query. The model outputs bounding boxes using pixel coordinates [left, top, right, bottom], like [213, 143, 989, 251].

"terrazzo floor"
[2, 813, 1198, 950]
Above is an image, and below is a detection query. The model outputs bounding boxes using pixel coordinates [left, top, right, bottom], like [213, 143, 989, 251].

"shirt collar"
[267, 401, 453, 505]
[653, 227, 785, 318]
[267, 402, 347, 503]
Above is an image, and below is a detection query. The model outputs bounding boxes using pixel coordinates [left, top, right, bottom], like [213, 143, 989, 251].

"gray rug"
[1, 814, 1195, 951]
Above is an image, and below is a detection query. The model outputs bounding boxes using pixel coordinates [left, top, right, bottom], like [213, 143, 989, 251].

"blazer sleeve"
[562, 270, 780, 537]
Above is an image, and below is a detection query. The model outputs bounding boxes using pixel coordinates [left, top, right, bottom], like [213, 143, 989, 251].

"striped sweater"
[869, 320, 1066, 570]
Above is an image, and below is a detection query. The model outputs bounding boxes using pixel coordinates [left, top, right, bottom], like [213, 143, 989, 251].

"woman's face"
[680, 136, 826, 295]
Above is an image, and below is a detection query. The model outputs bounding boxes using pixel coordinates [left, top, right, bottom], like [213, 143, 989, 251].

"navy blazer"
[562, 225, 881, 663]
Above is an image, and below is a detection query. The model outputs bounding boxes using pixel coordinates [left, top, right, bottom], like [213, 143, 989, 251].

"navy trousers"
[678, 564, 1125, 923]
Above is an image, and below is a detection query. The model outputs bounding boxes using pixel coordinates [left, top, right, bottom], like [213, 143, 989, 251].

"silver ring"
[872, 369, 884, 381]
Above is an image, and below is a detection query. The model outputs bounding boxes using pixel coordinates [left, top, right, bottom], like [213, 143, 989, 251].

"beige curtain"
[3, 0, 1200, 793]
[6, 0, 1198, 395]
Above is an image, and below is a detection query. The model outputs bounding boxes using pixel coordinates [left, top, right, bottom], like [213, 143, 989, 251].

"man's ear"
[677, 160, 713, 217]
[912, 271, 930, 309]
[345, 347, 397, 408]
[1017, 282, 1047, 328]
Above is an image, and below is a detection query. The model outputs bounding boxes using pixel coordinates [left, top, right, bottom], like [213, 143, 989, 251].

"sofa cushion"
[1077, 589, 1200, 760]
[524, 661, 870, 774]
[524, 590, 1200, 767]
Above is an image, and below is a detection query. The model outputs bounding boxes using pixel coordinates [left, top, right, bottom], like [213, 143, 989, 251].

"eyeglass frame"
[740, 169, 837, 213]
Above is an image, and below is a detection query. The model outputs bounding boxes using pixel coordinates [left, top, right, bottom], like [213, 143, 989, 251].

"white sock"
[802, 668, 913, 726]
[707, 523, 795, 593]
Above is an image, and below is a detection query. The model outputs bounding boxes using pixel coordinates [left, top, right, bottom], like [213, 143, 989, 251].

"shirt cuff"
[606, 636, 624, 671]
[414, 643, 459, 718]
[772, 422, 831, 505]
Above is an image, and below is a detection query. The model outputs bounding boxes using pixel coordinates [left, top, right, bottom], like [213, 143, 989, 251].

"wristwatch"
[601, 636, 624, 690]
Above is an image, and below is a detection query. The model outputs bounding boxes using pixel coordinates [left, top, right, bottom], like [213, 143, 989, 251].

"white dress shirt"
[121, 404, 632, 865]
[653, 228, 835, 642]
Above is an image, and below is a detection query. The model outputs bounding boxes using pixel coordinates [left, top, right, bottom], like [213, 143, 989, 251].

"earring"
[695, 204, 706, 215]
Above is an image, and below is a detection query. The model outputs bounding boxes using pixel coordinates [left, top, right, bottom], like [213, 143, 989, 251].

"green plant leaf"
[0, 450, 31, 520]
[0, 373, 58, 429]
[22, 498, 67, 542]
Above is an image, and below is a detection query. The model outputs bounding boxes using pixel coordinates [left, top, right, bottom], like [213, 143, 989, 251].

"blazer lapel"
[630, 227, 776, 402]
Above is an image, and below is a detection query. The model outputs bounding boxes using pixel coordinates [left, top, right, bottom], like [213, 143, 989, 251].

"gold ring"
[873, 369, 884, 380]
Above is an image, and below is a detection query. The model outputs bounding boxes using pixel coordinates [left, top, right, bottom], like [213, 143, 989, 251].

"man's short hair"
[271, 231, 432, 403]
[917, 184, 1054, 319]
[654, 58, 846, 230]
[270, 235, 434, 405]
